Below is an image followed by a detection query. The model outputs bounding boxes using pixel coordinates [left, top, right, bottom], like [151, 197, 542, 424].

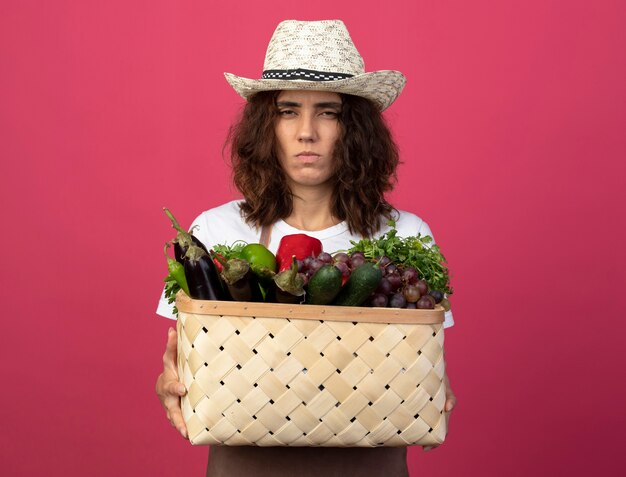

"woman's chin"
[288, 176, 334, 190]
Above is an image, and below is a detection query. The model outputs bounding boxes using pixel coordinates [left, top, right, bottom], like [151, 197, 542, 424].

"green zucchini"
[333, 262, 382, 306]
[306, 265, 343, 305]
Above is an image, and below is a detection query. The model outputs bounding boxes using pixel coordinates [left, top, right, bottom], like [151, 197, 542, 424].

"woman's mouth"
[296, 151, 321, 162]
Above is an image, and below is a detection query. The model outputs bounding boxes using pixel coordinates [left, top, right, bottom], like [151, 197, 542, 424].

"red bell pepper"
[276, 234, 323, 272]
[212, 252, 226, 272]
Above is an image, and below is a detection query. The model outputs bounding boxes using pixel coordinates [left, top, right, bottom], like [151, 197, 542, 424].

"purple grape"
[375, 277, 393, 295]
[379, 256, 392, 267]
[406, 302, 417, 309]
[318, 252, 333, 264]
[309, 258, 324, 273]
[385, 264, 398, 276]
[334, 261, 351, 277]
[350, 255, 366, 269]
[389, 293, 407, 308]
[417, 296, 435, 309]
[298, 272, 309, 286]
[370, 293, 388, 307]
[401, 267, 418, 285]
[429, 290, 444, 303]
[302, 256, 314, 269]
[386, 273, 402, 291]
[296, 259, 305, 272]
[403, 285, 421, 303]
[416, 279, 429, 296]
[350, 251, 365, 260]
[334, 252, 350, 263]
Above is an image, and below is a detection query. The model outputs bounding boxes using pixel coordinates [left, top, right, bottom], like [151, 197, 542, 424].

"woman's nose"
[297, 114, 317, 142]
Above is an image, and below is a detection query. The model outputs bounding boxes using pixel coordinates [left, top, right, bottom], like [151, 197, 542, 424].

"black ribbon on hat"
[262, 69, 354, 81]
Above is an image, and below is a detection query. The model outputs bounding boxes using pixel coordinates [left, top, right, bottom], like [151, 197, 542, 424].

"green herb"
[348, 221, 453, 295]
[164, 276, 180, 316]
[212, 241, 247, 260]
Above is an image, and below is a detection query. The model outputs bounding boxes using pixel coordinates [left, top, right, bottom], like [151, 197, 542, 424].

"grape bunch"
[296, 251, 366, 284]
[368, 256, 449, 310]
[296, 251, 335, 283]
[298, 251, 450, 310]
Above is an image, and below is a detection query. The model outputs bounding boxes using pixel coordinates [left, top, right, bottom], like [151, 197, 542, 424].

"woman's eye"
[321, 111, 340, 118]
[279, 110, 296, 116]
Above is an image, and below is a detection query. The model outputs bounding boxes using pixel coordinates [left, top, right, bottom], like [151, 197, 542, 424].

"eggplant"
[273, 256, 305, 304]
[163, 208, 208, 264]
[212, 254, 263, 302]
[274, 287, 301, 304]
[175, 234, 208, 264]
[183, 244, 227, 300]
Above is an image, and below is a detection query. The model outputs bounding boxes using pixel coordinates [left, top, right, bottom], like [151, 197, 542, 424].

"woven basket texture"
[177, 299, 446, 447]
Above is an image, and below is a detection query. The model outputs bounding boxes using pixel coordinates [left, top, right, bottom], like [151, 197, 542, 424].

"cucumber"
[333, 262, 382, 306]
[306, 265, 343, 305]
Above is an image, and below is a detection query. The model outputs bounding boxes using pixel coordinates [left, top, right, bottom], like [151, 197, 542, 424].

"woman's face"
[274, 90, 342, 191]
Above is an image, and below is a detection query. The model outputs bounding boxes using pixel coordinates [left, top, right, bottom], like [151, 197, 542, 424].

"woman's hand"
[155, 327, 188, 439]
[422, 371, 456, 452]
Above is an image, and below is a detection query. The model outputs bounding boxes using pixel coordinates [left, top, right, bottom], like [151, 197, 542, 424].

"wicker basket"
[176, 291, 447, 447]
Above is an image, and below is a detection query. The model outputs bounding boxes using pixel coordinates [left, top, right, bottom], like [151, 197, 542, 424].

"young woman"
[156, 20, 456, 477]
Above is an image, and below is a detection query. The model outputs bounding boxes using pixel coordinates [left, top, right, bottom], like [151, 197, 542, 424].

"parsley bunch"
[348, 222, 453, 295]
[164, 277, 181, 316]
[212, 241, 247, 260]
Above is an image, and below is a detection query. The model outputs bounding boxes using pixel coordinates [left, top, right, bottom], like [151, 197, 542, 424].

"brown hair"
[226, 91, 399, 238]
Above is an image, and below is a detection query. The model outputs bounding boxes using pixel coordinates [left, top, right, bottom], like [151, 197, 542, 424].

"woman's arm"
[155, 327, 188, 439]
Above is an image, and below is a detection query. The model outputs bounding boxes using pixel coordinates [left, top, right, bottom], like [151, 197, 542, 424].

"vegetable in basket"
[240, 243, 277, 279]
[163, 208, 208, 263]
[163, 242, 189, 315]
[183, 243, 228, 300]
[163, 207, 227, 300]
[333, 262, 382, 306]
[305, 264, 343, 305]
[276, 234, 323, 272]
[348, 221, 453, 296]
[212, 241, 247, 272]
[211, 252, 262, 302]
[273, 256, 305, 303]
[164, 243, 189, 296]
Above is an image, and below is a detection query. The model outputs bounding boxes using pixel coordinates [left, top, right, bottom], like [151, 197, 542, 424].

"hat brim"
[224, 70, 406, 111]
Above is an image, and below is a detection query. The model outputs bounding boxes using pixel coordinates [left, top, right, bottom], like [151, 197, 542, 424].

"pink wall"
[2, 1, 625, 475]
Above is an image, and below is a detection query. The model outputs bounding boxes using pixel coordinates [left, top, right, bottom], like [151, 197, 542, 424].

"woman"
[156, 20, 456, 476]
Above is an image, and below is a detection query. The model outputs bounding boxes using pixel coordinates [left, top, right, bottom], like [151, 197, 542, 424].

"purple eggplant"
[212, 253, 263, 302]
[183, 244, 227, 300]
[273, 256, 305, 304]
[163, 208, 208, 264]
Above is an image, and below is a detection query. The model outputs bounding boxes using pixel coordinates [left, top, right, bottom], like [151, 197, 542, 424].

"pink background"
[2, 1, 625, 475]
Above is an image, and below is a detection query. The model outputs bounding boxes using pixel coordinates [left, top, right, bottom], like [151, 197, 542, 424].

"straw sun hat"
[224, 20, 406, 111]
